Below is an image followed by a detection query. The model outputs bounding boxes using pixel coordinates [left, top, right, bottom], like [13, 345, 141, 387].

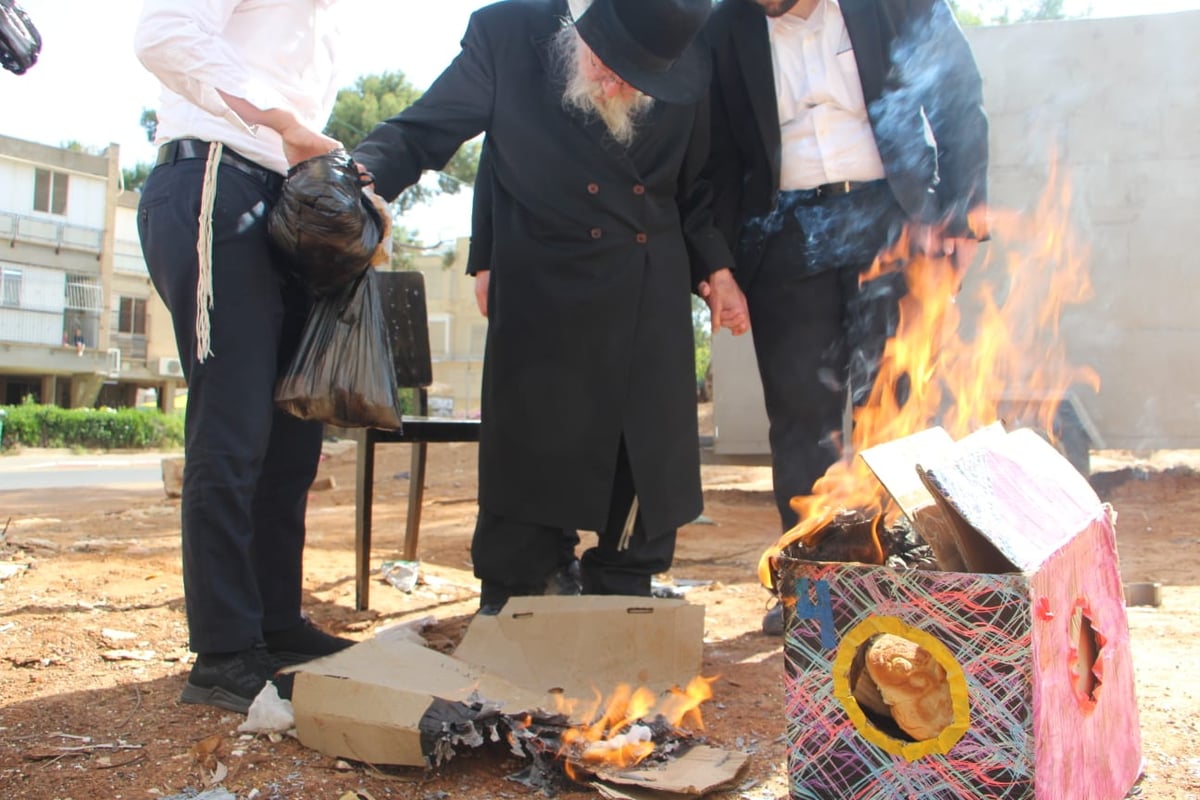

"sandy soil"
[0, 413, 1197, 800]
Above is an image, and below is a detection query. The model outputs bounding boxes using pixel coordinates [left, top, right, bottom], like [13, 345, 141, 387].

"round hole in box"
[833, 616, 969, 761]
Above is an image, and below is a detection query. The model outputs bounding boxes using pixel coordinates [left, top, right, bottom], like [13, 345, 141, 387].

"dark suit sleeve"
[351, 12, 496, 203]
[924, 0, 989, 239]
[465, 141, 494, 276]
[677, 93, 737, 289]
[701, 26, 746, 251]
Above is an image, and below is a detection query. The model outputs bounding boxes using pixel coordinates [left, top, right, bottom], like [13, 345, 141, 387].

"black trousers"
[471, 439, 675, 605]
[138, 155, 323, 654]
[739, 183, 908, 530]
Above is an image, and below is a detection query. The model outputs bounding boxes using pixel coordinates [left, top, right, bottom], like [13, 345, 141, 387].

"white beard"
[554, 27, 654, 147]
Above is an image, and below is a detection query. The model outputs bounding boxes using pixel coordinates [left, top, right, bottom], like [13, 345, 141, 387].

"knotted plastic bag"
[275, 270, 403, 430]
[0, 0, 41, 76]
[268, 150, 385, 297]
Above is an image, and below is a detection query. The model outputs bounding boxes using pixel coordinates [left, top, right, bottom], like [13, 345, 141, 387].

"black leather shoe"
[180, 645, 277, 714]
[264, 618, 355, 667]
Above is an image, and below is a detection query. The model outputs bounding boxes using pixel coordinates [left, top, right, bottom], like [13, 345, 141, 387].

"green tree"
[325, 71, 480, 219]
[122, 162, 152, 192]
[692, 296, 713, 400]
[950, 0, 1081, 25]
[140, 108, 159, 143]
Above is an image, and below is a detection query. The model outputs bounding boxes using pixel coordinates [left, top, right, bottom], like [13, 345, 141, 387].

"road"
[0, 451, 167, 491]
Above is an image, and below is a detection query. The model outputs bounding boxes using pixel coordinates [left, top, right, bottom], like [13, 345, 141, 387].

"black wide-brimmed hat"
[573, 0, 712, 105]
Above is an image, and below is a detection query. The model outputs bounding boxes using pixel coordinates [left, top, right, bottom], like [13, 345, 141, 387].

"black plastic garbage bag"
[0, 0, 41, 76]
[268, 149, 384, 297]
[275, 269, 403, 431]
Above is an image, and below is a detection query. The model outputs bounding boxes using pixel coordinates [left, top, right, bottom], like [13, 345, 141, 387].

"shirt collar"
[771, 0, 828, 31]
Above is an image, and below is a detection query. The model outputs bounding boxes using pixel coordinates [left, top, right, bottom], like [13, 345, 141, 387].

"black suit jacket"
[705, 0, 988, 277]
[353, 0, 731, 535]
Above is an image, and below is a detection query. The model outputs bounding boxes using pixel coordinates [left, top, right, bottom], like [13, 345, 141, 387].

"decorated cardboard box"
[772, 428, 1141, 800]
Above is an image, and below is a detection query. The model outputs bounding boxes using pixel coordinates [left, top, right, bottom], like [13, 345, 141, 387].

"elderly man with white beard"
[352, 0, 748, 614]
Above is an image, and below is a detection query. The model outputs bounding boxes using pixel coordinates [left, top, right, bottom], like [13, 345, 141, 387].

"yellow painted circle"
[832, 615, 971, 762]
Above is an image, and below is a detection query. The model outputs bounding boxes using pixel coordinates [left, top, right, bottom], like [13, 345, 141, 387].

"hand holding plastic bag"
[268, 150, 385, 296]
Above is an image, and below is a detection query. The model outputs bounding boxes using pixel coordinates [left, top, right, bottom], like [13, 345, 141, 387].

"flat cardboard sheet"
[589, 744, 750, 798]
[454, 595, 706, 699]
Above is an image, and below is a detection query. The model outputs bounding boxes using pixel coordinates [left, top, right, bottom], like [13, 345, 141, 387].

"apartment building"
[0, 134, 180, 411]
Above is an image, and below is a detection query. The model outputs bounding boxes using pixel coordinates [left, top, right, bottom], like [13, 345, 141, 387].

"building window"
[118, 296, 147, 335]
[33, 168, 69, 215]
[65, 274, 102, 311]
[0, 268, 22, 307]
[428, 315, 450, 358]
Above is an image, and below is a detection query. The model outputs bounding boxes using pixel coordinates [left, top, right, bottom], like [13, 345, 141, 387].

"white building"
[0, 133, 181, 410]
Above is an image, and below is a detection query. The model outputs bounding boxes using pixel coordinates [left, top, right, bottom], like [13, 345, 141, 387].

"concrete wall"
[713, 10, 1200, 455]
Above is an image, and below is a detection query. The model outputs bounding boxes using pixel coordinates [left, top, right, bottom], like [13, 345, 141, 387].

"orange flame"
[759, 160, 1099, 588]
[556, 676, 717, 778]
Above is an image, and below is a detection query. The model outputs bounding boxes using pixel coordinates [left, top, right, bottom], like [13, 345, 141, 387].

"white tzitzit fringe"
[617, 496, 639, 552]
[194, 142, 224, 362]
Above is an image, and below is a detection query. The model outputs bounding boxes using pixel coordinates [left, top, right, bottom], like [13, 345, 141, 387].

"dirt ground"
[1, 409, 1198, 800]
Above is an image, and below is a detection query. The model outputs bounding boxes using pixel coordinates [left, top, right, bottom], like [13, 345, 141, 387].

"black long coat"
[704, 0, 989, 284]
[353, 0, 732, 535]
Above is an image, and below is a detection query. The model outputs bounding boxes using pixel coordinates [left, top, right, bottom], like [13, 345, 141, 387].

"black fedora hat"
[573, 0, 712, 105]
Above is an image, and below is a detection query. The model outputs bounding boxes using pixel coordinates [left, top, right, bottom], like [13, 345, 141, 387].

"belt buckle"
[821, 181, 853, 199]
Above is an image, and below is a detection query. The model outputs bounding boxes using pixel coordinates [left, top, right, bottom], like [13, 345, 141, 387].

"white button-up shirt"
[768, 0, 886, 191]
[134, 0, 345, 175]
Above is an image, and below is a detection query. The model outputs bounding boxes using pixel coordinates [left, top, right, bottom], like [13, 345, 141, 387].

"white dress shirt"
[768, 0, 886, 191]
[134, 0, 345, 176]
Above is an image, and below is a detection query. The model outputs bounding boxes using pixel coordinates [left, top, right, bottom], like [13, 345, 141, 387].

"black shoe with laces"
[180, 645, 278, 714]
[264, 618, 355, 667]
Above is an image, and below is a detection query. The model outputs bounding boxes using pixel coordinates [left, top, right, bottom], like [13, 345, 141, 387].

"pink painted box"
[772, 428, 1142, 800]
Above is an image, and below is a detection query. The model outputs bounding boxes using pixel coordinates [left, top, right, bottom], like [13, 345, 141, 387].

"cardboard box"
[773, 428, 1141, 800]
[289, 596, 705, 768]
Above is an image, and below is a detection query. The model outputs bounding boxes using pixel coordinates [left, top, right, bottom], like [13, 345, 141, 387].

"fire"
[759, 160, 1100, 588]
[555, 676, 716, 778]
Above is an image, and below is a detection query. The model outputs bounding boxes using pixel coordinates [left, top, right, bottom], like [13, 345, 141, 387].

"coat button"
[590, 228, 603, 239]
[632, 184, 645, 195]
[587, 182, 600, 194]
[635, 233, 648, 244]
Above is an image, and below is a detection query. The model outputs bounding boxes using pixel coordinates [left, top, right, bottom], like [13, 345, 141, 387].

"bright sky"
[3, 0, 1200, 240]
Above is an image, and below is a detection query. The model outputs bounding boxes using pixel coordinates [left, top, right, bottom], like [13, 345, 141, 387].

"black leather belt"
[156, 139, 285, 193]
[786, 179, 887, 204]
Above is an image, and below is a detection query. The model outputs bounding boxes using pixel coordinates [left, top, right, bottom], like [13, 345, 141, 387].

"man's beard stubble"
[553, 26, 654, 147]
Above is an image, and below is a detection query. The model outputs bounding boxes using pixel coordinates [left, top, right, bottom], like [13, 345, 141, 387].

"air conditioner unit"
[106, 348, 121, 378]
[158, 356, 184, 378]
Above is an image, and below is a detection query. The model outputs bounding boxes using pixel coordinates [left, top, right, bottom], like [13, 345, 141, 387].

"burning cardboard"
[771, 427, 1141, 800]
[288, 596, 742, 797]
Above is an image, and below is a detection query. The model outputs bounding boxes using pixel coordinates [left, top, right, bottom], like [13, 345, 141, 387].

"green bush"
[0, 402, 185, 451]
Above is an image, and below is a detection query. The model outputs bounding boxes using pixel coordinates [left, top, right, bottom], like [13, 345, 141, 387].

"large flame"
[759, 160, 1099, 588]
[556, 676, 716, 778]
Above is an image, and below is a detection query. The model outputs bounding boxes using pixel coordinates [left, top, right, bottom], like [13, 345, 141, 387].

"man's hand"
[698, 268, 750, 336]
[279, 120, 342, 167]
[216, 90, 342, 167]
[474, 270, 490, 318]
